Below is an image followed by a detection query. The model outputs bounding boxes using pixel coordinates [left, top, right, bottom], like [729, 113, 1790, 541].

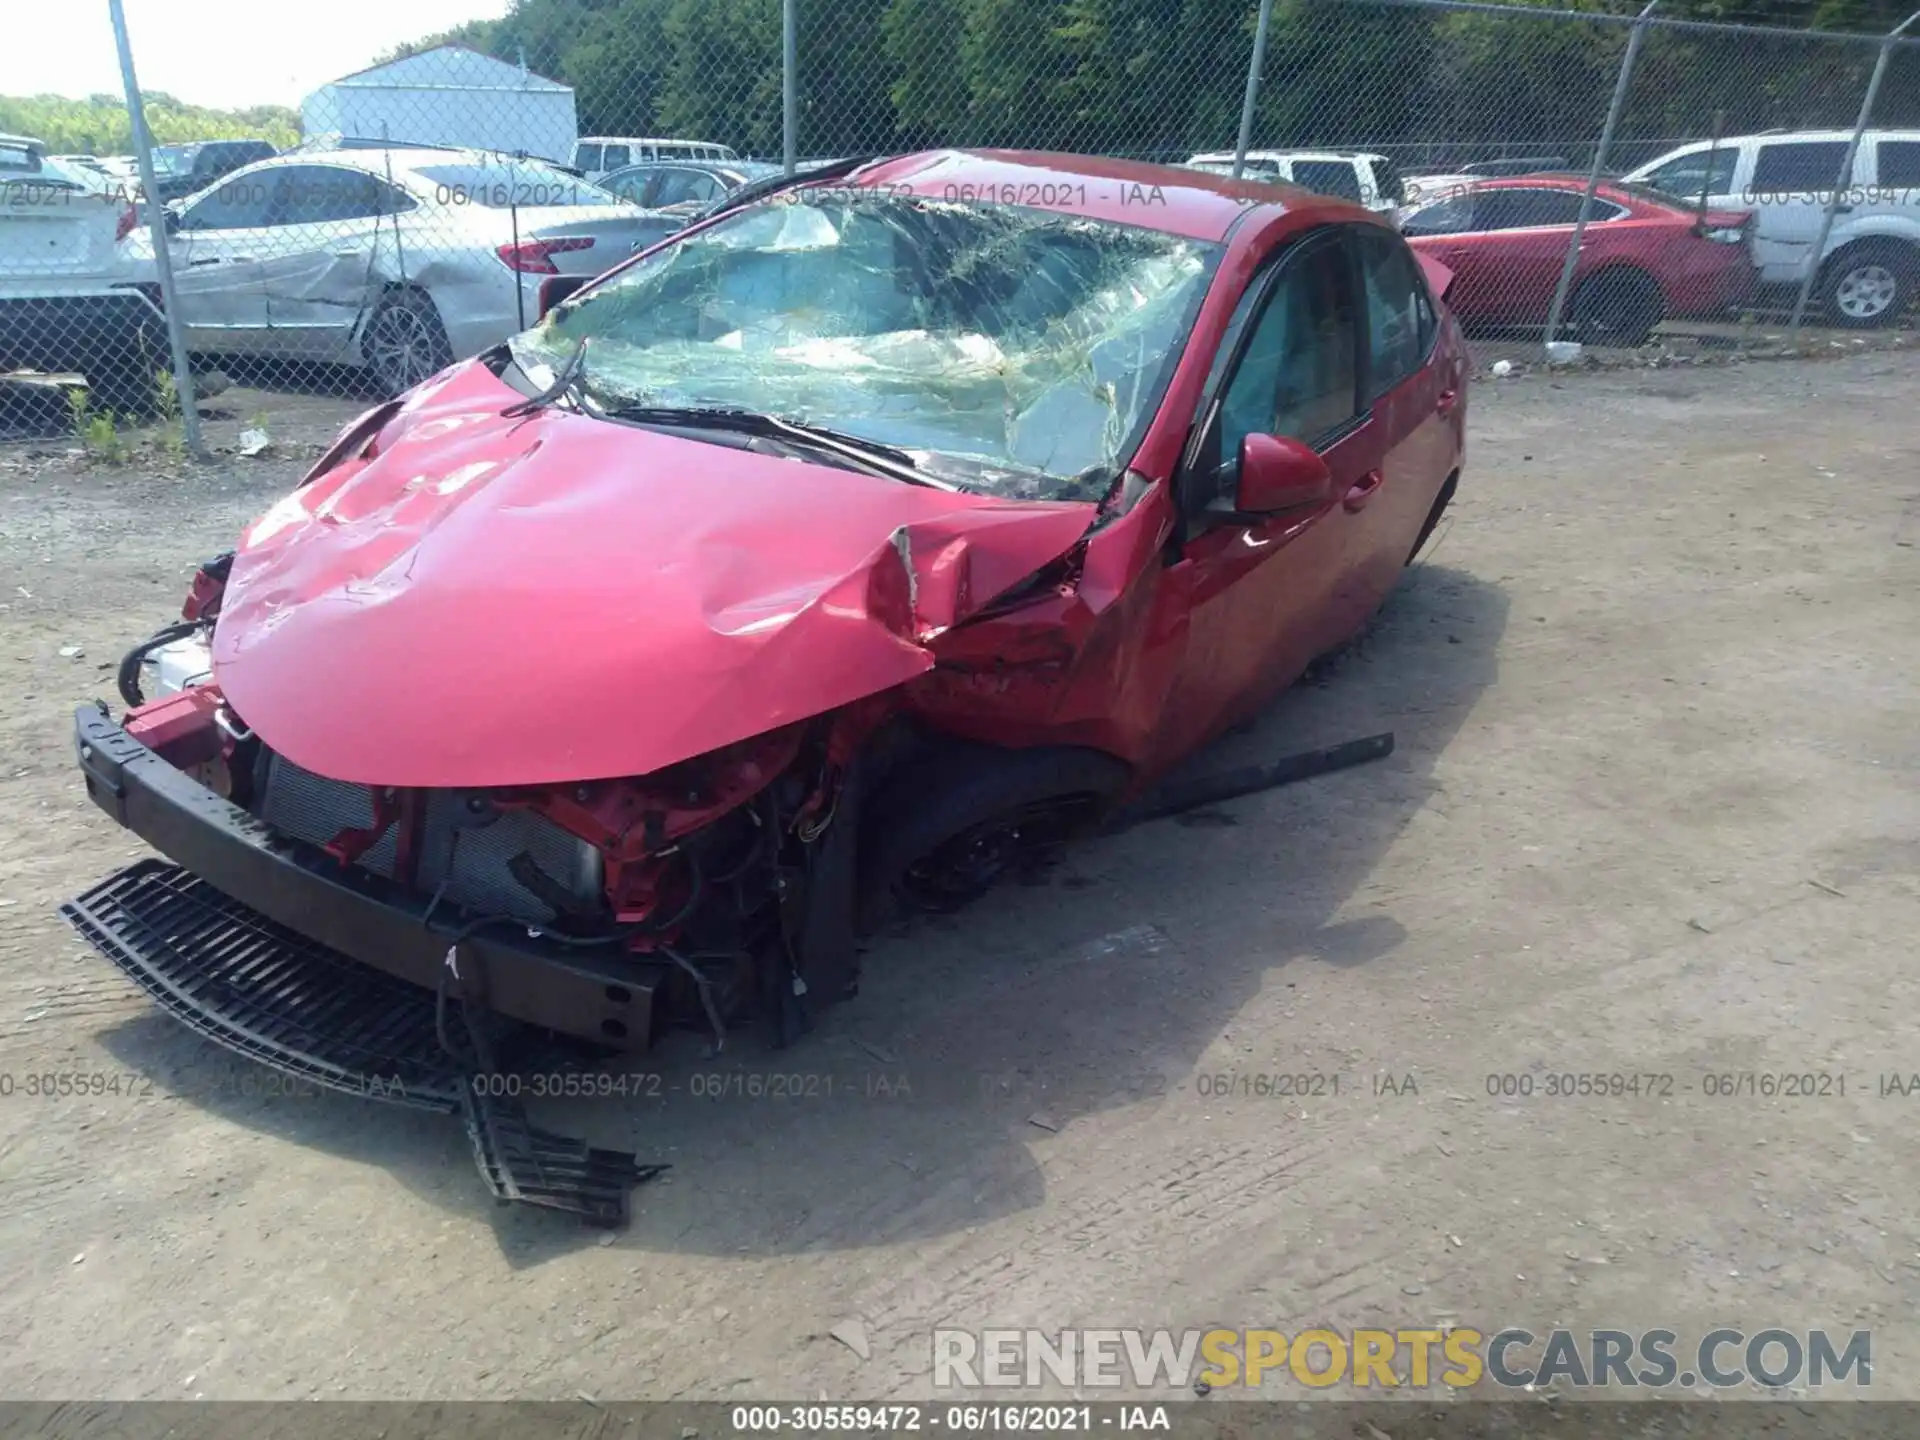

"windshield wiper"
[502, 338, 596, 419]
[602, 404, 959, 490]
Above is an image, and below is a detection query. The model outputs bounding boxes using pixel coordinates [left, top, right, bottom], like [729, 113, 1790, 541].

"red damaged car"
[64, 150, 1465, 1220]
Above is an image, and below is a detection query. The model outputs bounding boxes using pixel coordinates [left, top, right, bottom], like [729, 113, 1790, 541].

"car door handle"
[1435, 388, 1459, 416]
[1832, 203, 1854, 214]
[187, 257, 222, 266]
[1344, 470, 1385, 511]
[333, 249, 363, 260]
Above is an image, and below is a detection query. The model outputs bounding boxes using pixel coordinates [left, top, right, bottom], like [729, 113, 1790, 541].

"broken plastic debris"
[237, 429, 272, 457]
[58, 645, 84, 659]
[1490, 359, 1514, 378]
[830, 1318, 871, 1361]
[1545, 341, 1583, 366]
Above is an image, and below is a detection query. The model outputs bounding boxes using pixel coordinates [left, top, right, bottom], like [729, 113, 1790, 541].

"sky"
[4, 0, 513, 110]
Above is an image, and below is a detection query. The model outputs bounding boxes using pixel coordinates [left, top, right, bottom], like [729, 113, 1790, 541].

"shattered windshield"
[508, 192, 1222, 498]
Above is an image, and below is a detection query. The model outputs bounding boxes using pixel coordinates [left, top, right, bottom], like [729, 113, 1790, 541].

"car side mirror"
[163, 206, 182, 235]
[1232, 432, 1333, 514]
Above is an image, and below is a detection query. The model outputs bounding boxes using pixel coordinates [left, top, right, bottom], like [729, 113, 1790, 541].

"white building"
[301, 46, 578, 165]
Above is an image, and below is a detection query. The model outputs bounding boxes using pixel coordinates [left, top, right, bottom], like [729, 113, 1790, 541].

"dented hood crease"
[212, 361, 1096, 789]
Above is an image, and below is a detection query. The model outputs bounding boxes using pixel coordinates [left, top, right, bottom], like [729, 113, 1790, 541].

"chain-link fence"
[3, 0, 1917, 448]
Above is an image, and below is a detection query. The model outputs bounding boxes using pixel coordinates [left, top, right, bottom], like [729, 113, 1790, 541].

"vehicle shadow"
[93, 560, 1506, 1265]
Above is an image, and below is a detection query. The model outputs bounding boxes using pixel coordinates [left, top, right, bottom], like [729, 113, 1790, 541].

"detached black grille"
[61, 860, 661, 1223]
[62, 859, 464, 1108]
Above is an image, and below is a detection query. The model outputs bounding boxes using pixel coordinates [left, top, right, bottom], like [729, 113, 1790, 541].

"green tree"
[0, 94, 298, 153]
[659, 0, 784, 153]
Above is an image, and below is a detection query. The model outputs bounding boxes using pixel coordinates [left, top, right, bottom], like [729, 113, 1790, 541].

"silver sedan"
[122, 148, 680, 394]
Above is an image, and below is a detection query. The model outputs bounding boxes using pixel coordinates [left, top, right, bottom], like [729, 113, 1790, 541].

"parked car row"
[6, 123, 1915, 416]
[1194, 128, 1920, 333]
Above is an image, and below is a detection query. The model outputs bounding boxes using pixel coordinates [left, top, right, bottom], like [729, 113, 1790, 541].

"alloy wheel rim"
[369, 306, 437, 387]
[1836, 264, 1897, 319]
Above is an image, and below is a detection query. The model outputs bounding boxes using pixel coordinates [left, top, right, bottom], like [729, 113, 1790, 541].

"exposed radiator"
[253, 751, 603, 927]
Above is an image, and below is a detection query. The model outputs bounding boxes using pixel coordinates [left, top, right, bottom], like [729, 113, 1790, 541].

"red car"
[1401, 173, 1756, 345]
[64, 150, 1465, 1217]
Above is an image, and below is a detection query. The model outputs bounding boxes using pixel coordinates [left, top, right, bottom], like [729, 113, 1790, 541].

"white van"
[1623, 129, 1920, 327]
[1185, 150, 1405, 217]
[572, 137, 740, 183]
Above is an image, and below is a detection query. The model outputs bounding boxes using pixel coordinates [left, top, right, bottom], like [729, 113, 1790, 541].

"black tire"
[1817, 241, 1916, 330]
[1571, 268, 1664, 348]
[856, 739, 1131, 931]
[362, 289, 454, 396]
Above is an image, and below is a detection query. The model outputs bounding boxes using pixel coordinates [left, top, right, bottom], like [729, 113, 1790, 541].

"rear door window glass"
[1292, 160, 1365, 204]
[1473, 188, 1599, 229]
[1875, 140, 1920, 188]
[179, 174, 275, 229]
[1751, 141, 1851, 193]
[1356, 227, 1434, 400]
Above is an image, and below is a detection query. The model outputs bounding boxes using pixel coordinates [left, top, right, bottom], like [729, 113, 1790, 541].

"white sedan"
[123, 148, 681, 394]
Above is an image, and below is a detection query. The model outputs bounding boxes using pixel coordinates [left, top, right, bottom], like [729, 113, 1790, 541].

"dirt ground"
[0, 347, 1916, 1412]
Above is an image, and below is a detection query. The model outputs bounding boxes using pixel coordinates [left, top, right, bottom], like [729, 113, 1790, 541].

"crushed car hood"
[212, 361, 1096, 788]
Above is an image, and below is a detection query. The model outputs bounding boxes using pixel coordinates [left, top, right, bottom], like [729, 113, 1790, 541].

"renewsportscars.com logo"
[932, 1327, 1872, 1392]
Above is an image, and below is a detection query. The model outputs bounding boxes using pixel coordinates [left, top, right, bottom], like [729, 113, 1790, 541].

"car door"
[1347, 225, 1459, 612]
[1746, 139, 1853, 283]
[167, 171, 278, 349]
[253, 164, 398, 359]
[1860, 136, 1920, 231]
[1457, 187, 1613, 322]
[1151, 227, 1374, 764]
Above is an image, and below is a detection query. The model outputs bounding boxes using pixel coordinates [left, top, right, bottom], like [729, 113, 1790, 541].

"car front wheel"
[856, 740, 1130, 930]
[1819, 242, 1914, 329]
[363, 289, 454, 396]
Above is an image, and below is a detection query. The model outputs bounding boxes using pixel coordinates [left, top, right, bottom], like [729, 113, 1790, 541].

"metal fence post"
[1232, 0, 1276, 180]
[1787, 7, 1920, 335]
[1542, 0, 1659, 351]
[107, 0, 204, 456]
[782, 0, 798, 175]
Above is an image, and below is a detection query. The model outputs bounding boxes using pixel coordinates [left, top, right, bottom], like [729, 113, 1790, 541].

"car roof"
[236, 147, 559, 177]
[1434, 172, 1689, 211]
[848, 149, 1340, 241]
[606, 159, 778, 178]
[1647, 128, 1920, 154]
[1191, 149, 1373, 164]
[579, 136, 730, 147]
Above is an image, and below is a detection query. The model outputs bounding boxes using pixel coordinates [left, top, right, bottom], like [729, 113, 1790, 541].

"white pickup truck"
[1624, 129, 1920, 328]
[1, 133, 167, 409]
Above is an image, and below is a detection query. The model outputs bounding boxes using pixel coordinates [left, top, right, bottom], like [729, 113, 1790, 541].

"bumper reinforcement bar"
[61, 859, 660, 1225]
